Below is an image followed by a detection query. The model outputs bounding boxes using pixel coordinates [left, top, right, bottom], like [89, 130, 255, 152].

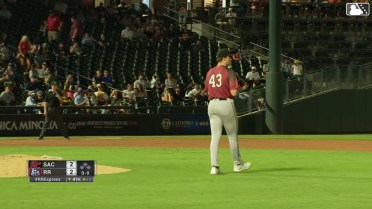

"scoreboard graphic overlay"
[27, 160, 96, 182]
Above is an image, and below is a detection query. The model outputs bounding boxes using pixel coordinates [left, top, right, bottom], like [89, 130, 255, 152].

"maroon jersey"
[47, 15, 62, 31]
[204, 65, 239, 100]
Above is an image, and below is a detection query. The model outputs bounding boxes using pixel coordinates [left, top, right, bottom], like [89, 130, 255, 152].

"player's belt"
[211, 98, 228, 100]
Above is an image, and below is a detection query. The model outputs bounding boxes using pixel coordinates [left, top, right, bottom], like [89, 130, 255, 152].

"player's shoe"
[233, 162, 251, 172]
[64, 137, 70, 140]
[210, 166, 222, 175]
[37, 136, 44, 140]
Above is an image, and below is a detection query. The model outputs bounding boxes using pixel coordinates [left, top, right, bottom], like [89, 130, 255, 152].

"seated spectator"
[25, 91, 42, 114]
[92, 70, 103, 88]
[134, 72, 149, 89]
[0, 41, 9, 65]
[97, 33, 110, 48]
[74, 89, 88, 113]
[150, 73, 161, 89]
[101, 69, 114, 88]
[24, 75, 42, 93]
[63, 74, 74, 94]
[123, 84, 135, 105]
[44, 68, 55, 89]
[185, 83, 202, 102]
[34, 90, 45, 106]
[164, 72, 178, 90]
[134, 83, 147, 100]
[36, 62, 47, 80]
[173, 86, 184, 105]
[82, 32, 96, 49]
[69, 39, 82, 56]
[133, 26, 147, 40]
[0, 86, 15, 105]
[25, 62, 38, 79]
[0, 73, 16, 90]
[291, 60, 303, 77]
[121, 25, 134, 40]
[245, 66, 261, 85]
[95, 83, 109, 113]
[161, 88, 174, 104]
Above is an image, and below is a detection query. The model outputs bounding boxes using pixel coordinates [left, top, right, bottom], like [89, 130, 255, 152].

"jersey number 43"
[209, 74, 222, 87]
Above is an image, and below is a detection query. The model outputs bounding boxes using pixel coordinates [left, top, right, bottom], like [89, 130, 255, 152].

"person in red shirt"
[17, 35, 31, 69]
[46, 10, 62, 43]
[204, 48, 251, 175]
[70, 15, 82, 42]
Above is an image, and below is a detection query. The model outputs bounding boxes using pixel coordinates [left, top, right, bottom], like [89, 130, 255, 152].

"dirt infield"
[0, 137, 372, 152]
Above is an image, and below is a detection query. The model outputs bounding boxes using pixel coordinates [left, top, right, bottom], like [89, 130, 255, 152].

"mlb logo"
[346, 3, 370, 16]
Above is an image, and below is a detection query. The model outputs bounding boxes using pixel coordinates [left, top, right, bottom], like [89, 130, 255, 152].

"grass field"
[1, 135, 372, 209]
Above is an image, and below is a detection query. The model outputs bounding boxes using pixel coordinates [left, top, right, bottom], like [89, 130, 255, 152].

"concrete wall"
[238, 88, 372, 134]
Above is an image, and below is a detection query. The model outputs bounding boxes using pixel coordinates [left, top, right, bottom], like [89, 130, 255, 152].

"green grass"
[0, 146, 371, 209]
[2, 134, 372, 141]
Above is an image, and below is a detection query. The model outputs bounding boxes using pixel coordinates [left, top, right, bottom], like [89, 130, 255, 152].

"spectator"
[161, 88, 174, 103]
[133, 26, 147, 40]
[34, 90, 45, 106]
[134, 72, 149, 89]
[121, 25, 134, 40]
[25, 91, 42, 114]
[97, 33, 110, 48]
[245, 66, 260, 82]
[95, 83, 109, 113]
[150, 73, 161, 89]
[291, 60, 303, 77]
[70, 16, 83, 42]
[17, 35, 32, 69]
[123, 83, 135, 105]
[24, 75, 42, 93]
[164, 72, 178, 89]
[0, 73, 15, 90]
[0, 41, 9, 65]
[134, 83, 147, 99]
[44, 67, 55, 89]
[92, 70, 103, 87]
[178, 26, 193, 51]
[173, 86, 184, 105]
[36, 62, 47, 80]
[74, 89, 88, 113]
[101, 69, 114, 88]
[69, 39, 82, 56]
[63, 74, 74, 93]
[46, 10, 62, 43]
[82, 32, 96, 49]
[0, 86, 15, 105]
[282, 57, 292, 78]
[226, 8, 237, 33]
[185, 83, 202, 102]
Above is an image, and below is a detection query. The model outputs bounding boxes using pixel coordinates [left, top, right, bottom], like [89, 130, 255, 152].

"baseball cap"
[216, 49, 231, 59]
[37, 90, 44, 94]
[51, 81, 58, 86]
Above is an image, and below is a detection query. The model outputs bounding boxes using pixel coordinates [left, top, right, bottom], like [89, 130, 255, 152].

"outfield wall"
[238, 88, 372, 134]
[1, 88, 371, 136]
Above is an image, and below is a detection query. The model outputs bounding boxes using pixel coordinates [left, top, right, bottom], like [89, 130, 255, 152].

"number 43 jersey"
[204, 65, 239, 100]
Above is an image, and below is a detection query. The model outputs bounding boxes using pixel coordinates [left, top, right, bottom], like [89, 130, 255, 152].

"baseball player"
[204, 48, 251, 175]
